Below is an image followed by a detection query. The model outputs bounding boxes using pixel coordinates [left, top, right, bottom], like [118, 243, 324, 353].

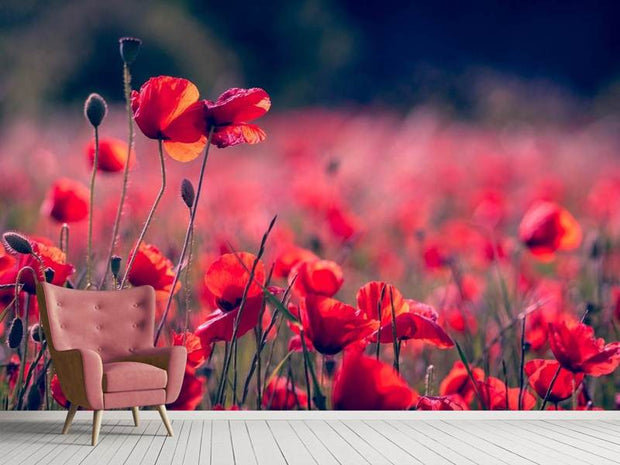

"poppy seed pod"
[8, 317, 24, 349]
[181, 179, 195, 209]
[119, 37, 142, 64]
[30, 323, 45, 343]
[84, 93, 107, 127]
[2, 231, 33, 255]
[111, 255, 122, 279]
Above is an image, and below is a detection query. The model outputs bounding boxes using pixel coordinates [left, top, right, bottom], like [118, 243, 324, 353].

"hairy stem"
[86, 126, 99, 289]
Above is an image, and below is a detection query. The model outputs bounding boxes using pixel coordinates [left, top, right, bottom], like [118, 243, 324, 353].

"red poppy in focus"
[525, 359, 583, 403]
[518, 201, 582, 259]
[300, 294, 377, 355]
[127, 243, 179, 299]
[548, 321, 620, 376]
[290, 259, 344, 298]
[51, 374, 69, 408]
[86, 137, 134, 173]
[357, 282, 453, 348]
[205, 88, 271, 148]
[439, 361, 485, 404]
[41, 178, 89, 223]
[196, 252, 265, 349]
[171, 331, 206, 368]
[332, 348, 418, 410]
[132, 76, 207, 161]
[273, 245, 318, 279]
[0, 237, 75, 295]
[262, 376, 308, 410]
[167, 368, 205, 410]
[477, 377, 536, 410]
[416, 395, 468, 411]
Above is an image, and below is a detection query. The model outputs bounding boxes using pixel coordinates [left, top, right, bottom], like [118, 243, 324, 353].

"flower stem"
[389, 286, 400, 373]
[518, 313, 527, 410]
[154, 127, 214, 345]
[120, 139, 166, 288]
[100, 63, 134, 289]
[375, 283, 386, 360]
[86, 126, 99, 289]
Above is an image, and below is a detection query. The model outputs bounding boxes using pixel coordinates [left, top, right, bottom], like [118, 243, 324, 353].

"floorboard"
[1, 417, 620, 464]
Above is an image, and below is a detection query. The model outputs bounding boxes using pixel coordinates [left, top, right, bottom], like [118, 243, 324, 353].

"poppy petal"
[163, 137, 207, 162]
[208, 88, 271, 124]
[212, 124, 267, 149]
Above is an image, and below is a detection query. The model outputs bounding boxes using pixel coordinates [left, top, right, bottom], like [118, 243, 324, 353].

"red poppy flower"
[416, 395, 468, 411]
[300, 294, 377, 355]
[196, 252, 265, 349]
[548, 321, 620, 376]
[86, 137, 135, 173]
[357, 282, 453, 348]
[262, 376, 308, 410]
[273, 245, 318, 279]
[51, 374, 69, 408]
[132, 76, 207, 161]
[167, 368, 204, 410]
[171, 331, 206, 368]
[477, 377, 536, 410]
[287, 334, 315, 352]
[332, 348, 418, 410]
[518, 201, 582, 259]
[127, 243, 179, 299]
[205, 88, 271, 148]
[40, 178, 89, 223]
[439, 361, 485, 404]
[290, 259, 344, 298]
[525, 359, 583, 403]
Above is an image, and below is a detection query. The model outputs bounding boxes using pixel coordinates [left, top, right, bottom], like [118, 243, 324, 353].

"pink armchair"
[36, 282, 187, 445]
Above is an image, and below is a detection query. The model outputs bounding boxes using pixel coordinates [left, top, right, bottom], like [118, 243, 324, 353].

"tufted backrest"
[37, 282, 156, 362]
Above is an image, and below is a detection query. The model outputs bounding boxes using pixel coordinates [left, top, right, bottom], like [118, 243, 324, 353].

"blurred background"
[1, 0, 619, 122]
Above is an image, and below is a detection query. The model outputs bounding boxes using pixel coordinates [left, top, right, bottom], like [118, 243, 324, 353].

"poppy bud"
[111, 255, 122, 279]
[84, 93, 107, 128]
[2, 231, 33, 255]
[27, 384, 42, 410]
[44, 267, 55, 283]
[181, 179, 195, 209]
[30, 323, 45, 343]
[119, 37, 142, 65]
[8, 317, 24, 348]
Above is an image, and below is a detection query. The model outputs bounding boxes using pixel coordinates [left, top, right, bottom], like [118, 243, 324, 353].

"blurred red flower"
[332, 348, 418, 410]
[40, 178, 89, 223]
[205, 88, 271, 148]
[525, 359, 583, 403]
[131, 76, 206, 161]
[439, 361, 485, 404]
[127, 243, 178, 299]
[196, 252, 265, 349]
[416, 395, 468, 411]
[290, 259, 344, 298]
[51, 374, 69, 408]
[518, 201, 582, 259]
[477, 377, 536, 410]
[171, 331, 206, 368]
[548, 321, 620, 376]
[300, 294, 376, 355]
[86, 137, 134, 173]
[262, 376, 308, 410]
[167, 368, 205, 410]
[273, 245, 317, 279]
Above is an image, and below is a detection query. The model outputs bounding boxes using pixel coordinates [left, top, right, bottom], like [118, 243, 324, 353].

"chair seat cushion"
[102, 361, 167, 393]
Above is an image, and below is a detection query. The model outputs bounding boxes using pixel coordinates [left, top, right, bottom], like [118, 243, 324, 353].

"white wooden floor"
[1, 418, 620, 464]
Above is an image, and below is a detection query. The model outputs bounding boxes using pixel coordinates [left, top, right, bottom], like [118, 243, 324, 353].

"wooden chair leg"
[61, 404, 78, 434]
[131, 407, 139, 427]
[157, 405, 173, 437]
[92, 410, 103, 446]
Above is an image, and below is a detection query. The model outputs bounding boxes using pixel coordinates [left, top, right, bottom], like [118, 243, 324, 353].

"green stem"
[86, 126, 99, 289]
[155, 127, 214, 345]
[120, 139, 167, 288]
[100, 63, 134, 288]
[389, 287, 400, 373]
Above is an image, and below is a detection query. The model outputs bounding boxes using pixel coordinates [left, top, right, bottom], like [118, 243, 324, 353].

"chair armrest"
[53, 348, 104, 410]
[121, 346, 187, 403]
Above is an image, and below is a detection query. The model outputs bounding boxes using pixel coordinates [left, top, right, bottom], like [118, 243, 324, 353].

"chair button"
[132, 323, 137, 329]
[56, 302, 62, 307]
[96, 325, 102, 330]
[132, 303, 139, 308]
[94, 305, 100, 310]
[97, 347, 103, 352]
[60, 324, 66, 329]
[128, 348, 135, 353]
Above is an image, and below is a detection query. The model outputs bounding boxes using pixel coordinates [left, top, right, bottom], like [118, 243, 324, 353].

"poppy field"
[1, 37, 619, 411]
